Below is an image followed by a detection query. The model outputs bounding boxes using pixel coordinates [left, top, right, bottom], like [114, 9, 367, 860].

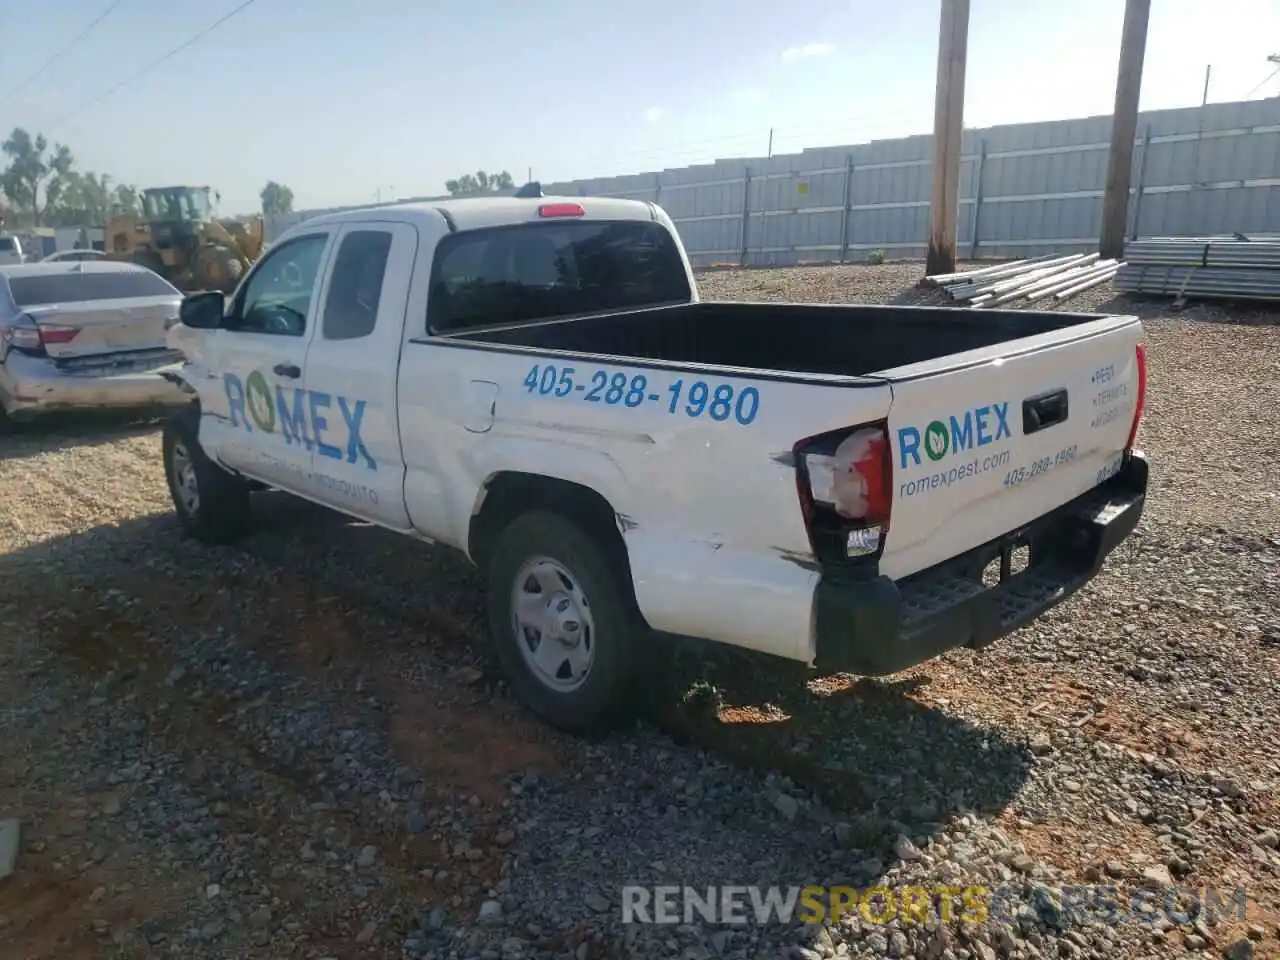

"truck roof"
[296, 195, 657, 235]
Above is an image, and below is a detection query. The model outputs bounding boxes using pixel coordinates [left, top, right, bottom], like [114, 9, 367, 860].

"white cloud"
[644, 106, 665, 122]
[781, 42, 835, 61]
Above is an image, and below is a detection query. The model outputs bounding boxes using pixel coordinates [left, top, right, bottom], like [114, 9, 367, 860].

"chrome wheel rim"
[171, 441, 201, 516]
[510, 556, 595, 692]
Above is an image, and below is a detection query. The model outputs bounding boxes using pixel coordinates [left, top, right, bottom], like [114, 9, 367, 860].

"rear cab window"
[427, 219, 690, 334]
[9, 270, 177, 306]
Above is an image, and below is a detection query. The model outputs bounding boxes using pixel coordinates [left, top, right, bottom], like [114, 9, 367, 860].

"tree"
[0, 127, 74, 227]
[48, 171, 107, 226]
[260, 181, 294, 216]
[113, 183, 141, 218]
[444, 169, 515, 197]
[40, 173, 140, 227]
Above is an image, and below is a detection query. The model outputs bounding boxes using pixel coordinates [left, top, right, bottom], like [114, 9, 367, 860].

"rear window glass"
[0, 238, 15, 251]
[428, 219, 690, 333]
[8, 270, 177, 306]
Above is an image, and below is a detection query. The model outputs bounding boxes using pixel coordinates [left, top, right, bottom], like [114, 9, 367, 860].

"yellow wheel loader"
[105, 186, 264, 294]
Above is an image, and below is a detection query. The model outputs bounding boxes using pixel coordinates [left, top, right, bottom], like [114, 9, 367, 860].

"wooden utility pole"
[1099, 0, 1151, 260]
[925, 0, 971, 277]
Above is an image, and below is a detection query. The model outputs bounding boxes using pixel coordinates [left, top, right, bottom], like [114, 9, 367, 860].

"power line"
[0, 0, 126, 106]
[1244, 64, 1280, 99]
[46, 0, 260, 129]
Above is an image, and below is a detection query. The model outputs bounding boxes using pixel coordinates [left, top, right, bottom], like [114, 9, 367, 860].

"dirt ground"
[1, 264, 1278, 960]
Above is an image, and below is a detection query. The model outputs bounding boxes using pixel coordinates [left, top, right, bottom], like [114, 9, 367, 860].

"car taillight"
[37, 323, 80, 345]
[1125, 343, 1147, 452]
[794, 422, 892, 563]
[0, 316, 46, 354]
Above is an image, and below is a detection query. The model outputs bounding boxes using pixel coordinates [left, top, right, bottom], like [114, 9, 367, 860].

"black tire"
[0, 401, 28, 434]
[486, 511, 642, 733]
[162, 406, 252, 544]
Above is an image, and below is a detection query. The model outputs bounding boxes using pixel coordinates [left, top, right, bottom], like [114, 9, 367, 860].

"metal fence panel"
[272, 98, 1280, 260]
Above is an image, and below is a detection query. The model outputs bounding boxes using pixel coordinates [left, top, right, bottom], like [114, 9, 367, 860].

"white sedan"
[41, 249, 107, 263]
[0, 260, 190, 424]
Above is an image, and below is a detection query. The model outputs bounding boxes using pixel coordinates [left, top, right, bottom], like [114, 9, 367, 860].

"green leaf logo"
[246, 370, 276, 434]
[924, 420, 949, 461]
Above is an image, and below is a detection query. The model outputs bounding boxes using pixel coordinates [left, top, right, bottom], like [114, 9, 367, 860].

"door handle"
[272, 363, 301, 379]
[1022, 388, 1069, 434]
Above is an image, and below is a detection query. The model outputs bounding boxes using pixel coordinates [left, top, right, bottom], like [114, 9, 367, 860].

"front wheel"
[162, 407, 252, 544]
[486, 512, 642, 732]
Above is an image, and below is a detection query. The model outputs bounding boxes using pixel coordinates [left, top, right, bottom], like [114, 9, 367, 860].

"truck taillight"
[1126, 343, 1147, 452]
[794, 422, 892, 563]
[538, 202, 585, 218]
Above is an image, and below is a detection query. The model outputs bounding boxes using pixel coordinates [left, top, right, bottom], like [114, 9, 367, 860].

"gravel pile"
[1, 263, 1277, 959]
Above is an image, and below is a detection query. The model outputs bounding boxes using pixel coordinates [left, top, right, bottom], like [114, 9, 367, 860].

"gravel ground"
[1, 264, 1278, 960]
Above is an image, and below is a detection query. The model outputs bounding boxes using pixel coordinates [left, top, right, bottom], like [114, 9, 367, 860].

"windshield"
[428, 219, 690, 333]
[142, 189, 212, 222]
[9, 270, 178, 306]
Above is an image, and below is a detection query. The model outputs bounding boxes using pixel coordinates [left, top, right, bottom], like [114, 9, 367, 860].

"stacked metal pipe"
[1114, 236, 1280, 302]
[924, 252, 1122, 308]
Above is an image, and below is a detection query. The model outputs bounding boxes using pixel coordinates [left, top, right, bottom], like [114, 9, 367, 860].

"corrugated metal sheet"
[272, 98, 1280, 262]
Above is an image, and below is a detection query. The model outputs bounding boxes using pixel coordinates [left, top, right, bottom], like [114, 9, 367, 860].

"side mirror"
[179, 290, 226, 329]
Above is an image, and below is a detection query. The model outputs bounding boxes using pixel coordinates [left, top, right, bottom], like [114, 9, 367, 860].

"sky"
[0, 0, 1278, 216]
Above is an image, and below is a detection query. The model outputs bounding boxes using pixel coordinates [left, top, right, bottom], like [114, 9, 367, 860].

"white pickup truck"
[162, 186, 1149, 731]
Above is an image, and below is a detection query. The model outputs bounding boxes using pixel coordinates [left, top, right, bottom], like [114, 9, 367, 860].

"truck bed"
[450, 301, 1110, 378]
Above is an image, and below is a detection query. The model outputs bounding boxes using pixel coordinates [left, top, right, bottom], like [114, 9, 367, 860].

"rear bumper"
[813, 452, 1148, 676]
[0, 350, 190, 420]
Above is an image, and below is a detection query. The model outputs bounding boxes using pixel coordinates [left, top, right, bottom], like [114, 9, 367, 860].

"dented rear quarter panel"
[398, 337, 894, 663]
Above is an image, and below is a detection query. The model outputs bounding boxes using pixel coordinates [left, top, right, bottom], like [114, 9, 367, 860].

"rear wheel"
[162, 406, 252, 544]
[485, 511, 641, 732]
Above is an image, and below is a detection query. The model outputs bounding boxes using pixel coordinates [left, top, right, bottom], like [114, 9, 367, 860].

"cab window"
[322, 230, 392, 340]
[228, 233, 328, 336]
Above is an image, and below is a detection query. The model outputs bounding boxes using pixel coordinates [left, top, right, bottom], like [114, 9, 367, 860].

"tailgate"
[878, 314, 1144, 581]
